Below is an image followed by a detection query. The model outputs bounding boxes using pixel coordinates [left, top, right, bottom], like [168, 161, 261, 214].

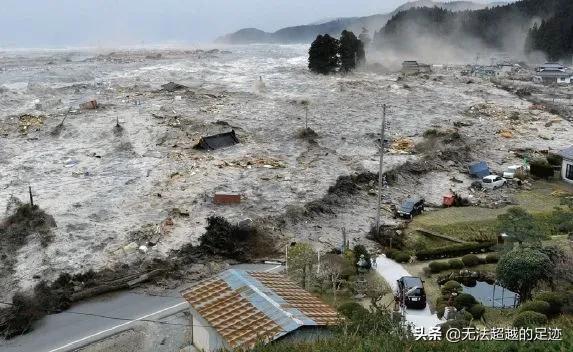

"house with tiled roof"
[181, 269, 340, 351]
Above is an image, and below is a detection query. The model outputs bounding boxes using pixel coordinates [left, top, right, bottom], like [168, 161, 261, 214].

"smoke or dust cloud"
[367, 8, 548, 68]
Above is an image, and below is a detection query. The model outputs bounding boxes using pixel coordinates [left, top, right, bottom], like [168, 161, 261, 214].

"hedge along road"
[375, 255, 442, 330]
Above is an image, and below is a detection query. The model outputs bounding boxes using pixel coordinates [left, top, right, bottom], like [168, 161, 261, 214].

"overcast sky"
[0, 0, 497, 48]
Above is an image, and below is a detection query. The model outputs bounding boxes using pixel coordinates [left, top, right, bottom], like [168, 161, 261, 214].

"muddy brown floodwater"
[0, 45, 571, 300]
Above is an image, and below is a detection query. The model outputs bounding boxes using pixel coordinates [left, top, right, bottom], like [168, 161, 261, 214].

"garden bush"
[469, 304, 486, 320]
[519, 300, 551, 316]
[441, 280, 462, 295]
[454, 293, 477, 310]
[457, 310, 474, 321]
[513, 311, 548, 328]
[546, 153, 563, 166]
[416, 242, 495, 260]
[429, 261, 450, 273]
[393, 251, 411, 263]
[535, 292, 564, 317]
[485, 253, 499, 263]
[448, 259, 464, 269]
[461, 254, 481, 267]
[337, 302, 368, 319]
[530, 158, 554, 179]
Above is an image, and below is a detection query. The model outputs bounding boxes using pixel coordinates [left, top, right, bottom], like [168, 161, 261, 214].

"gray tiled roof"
[559, 146, 573, 160]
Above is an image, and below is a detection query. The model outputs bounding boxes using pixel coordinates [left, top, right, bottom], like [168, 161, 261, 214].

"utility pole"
[28, 185, 34, 207]
[341, 227, 347, 252]
[285, 244, 289, 275]
[375, 104, 386, 235]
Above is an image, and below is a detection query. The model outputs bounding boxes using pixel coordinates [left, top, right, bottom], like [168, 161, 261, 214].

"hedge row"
[416, 242, 495, 260]
[386, 249, 411, 263]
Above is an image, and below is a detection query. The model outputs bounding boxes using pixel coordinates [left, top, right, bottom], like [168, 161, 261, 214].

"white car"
[503, 165, 523, 179]
[482, 175, 507, 189]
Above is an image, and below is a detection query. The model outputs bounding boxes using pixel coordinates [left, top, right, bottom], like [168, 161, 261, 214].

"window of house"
[567, 164, 573, 181]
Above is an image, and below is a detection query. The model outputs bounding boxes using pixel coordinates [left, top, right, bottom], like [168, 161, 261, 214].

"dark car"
[397, 276, 427, 309]
[396, 196, 425, 219]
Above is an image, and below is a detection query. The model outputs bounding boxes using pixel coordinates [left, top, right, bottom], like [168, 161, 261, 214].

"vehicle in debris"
[482, 175, 507, 189]
[396, 196, 425, 219]
[397, 276, 427, 309]
[502, 165, 524, 179]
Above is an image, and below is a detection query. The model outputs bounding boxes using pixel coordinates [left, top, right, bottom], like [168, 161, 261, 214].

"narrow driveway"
[375, 255, 442, 330]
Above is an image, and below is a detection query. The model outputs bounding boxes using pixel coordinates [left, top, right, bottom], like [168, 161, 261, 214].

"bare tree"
[318, 254, 353, 304]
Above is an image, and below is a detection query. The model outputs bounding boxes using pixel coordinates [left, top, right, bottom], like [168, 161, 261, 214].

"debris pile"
[79, 100, 98, 110]
[18, 114, 45, 134]
[390, 138, 415, 154]
[217, 157, 286, 169]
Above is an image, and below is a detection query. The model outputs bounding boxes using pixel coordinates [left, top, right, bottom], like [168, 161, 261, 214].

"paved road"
[375, 255, 442, 330]
[0, 263, 283, 352]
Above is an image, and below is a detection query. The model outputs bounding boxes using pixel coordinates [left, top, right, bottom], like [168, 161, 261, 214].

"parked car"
[397, 276, 427, 309]
[482, 175, 507, 189]
[503, 165, 524, 179]
[396, 196, 425, 219]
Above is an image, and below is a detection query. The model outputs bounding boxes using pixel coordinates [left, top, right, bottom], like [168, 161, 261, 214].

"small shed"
[558, 146, 573, 184]
[195, 130, 240, 150]
[213, 192, 241, 204]
[181, 269, 339, 351]
[469, 161, 490, 178]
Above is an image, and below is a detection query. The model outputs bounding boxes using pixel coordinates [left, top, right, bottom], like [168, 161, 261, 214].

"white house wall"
[562, 159, 573, 185]
[191, 309, 229, 352]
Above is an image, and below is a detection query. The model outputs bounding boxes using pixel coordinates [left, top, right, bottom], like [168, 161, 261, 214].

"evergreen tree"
[308, 34, 340, 74]
[339, 30, 365, 73]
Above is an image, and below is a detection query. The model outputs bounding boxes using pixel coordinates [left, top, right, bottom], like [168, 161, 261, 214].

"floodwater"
[1, 44, 571, 300]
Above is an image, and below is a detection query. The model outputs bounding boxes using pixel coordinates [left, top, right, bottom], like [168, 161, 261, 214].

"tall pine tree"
[339, 30, 365, 73]
[308, 34, 340, 74]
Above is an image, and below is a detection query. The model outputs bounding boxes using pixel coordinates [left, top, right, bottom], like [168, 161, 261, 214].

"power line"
[0, 300, 299, 332]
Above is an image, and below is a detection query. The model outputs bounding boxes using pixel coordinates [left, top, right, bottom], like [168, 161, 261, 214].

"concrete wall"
[190, 309, 229, 352]
[562, 159, 573, 184]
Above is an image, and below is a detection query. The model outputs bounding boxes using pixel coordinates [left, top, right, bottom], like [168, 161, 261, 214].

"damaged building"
[180, 269, 339, 351]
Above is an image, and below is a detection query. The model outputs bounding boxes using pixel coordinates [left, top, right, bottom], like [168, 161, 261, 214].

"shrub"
[513, 311, 548, 328]
[416, 242, 495, 260]
[530, 158, 554, 179]
[546, 153, 563, 166]
[519, 300, 551, 316]
[198, 216, 273, 260]
[337, 302, 368, 319]
[368, 225, 405, 249]
[385, 248, 398, 260]
[448, 259, 464, 269]
[393, 251, 411, 263]
[469, 304, 486, 320]
[429, 261, 450, 273]
[454, 293, 477, 310]
[535, 292, 564, 317]
[485, 253, 499, 263]
[353, 245, 372, 269]
[441, 280, 462, 295]
[461, 254, 481, 267]
[457, 310, 474, 321]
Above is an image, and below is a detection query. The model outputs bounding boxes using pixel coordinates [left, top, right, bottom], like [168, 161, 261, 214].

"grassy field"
[409, 181, 572, 242]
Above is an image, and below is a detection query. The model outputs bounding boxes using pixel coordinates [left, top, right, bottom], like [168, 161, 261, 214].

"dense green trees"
[496, 247, 553, 301]
[308, 30, 365, 74]
[527, 0, 573, 61]
[339, 30, 365, 72]
[308, 34, 340, 74]
[373, 0, 573, 61]
[497, 207, 543, 245]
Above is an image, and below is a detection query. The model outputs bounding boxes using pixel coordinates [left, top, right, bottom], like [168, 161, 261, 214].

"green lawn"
[409, 181, 571, 242]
